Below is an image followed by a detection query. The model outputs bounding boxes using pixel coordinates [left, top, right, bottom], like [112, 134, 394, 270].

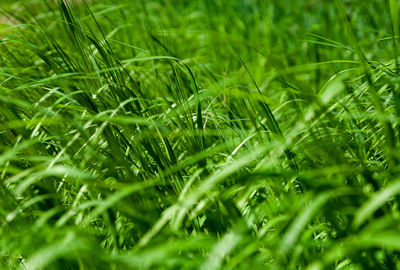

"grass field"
[1, 0, 400, 269]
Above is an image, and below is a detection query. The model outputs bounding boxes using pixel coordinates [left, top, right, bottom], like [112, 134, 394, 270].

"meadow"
[1, 0, 400, 269]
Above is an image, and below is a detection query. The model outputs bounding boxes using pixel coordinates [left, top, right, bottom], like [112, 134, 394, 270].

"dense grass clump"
[2, 0, 400, 269]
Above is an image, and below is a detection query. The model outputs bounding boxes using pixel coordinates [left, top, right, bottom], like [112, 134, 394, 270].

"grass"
[1, 0, 400, 269]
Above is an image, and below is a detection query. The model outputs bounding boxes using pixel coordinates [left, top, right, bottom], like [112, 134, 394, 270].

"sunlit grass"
[1, 0, 400, 269]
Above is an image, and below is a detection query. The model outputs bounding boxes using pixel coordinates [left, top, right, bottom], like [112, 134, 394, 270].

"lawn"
[1, 0, 400, 269]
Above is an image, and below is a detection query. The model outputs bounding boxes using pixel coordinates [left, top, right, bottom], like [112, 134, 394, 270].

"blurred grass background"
[1, 0, 400, 269]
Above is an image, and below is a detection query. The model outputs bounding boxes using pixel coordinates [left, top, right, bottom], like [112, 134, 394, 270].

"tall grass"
[1, 0, 400, 269]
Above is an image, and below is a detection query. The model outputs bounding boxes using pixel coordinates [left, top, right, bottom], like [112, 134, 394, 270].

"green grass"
[1, 0, 400, 269]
